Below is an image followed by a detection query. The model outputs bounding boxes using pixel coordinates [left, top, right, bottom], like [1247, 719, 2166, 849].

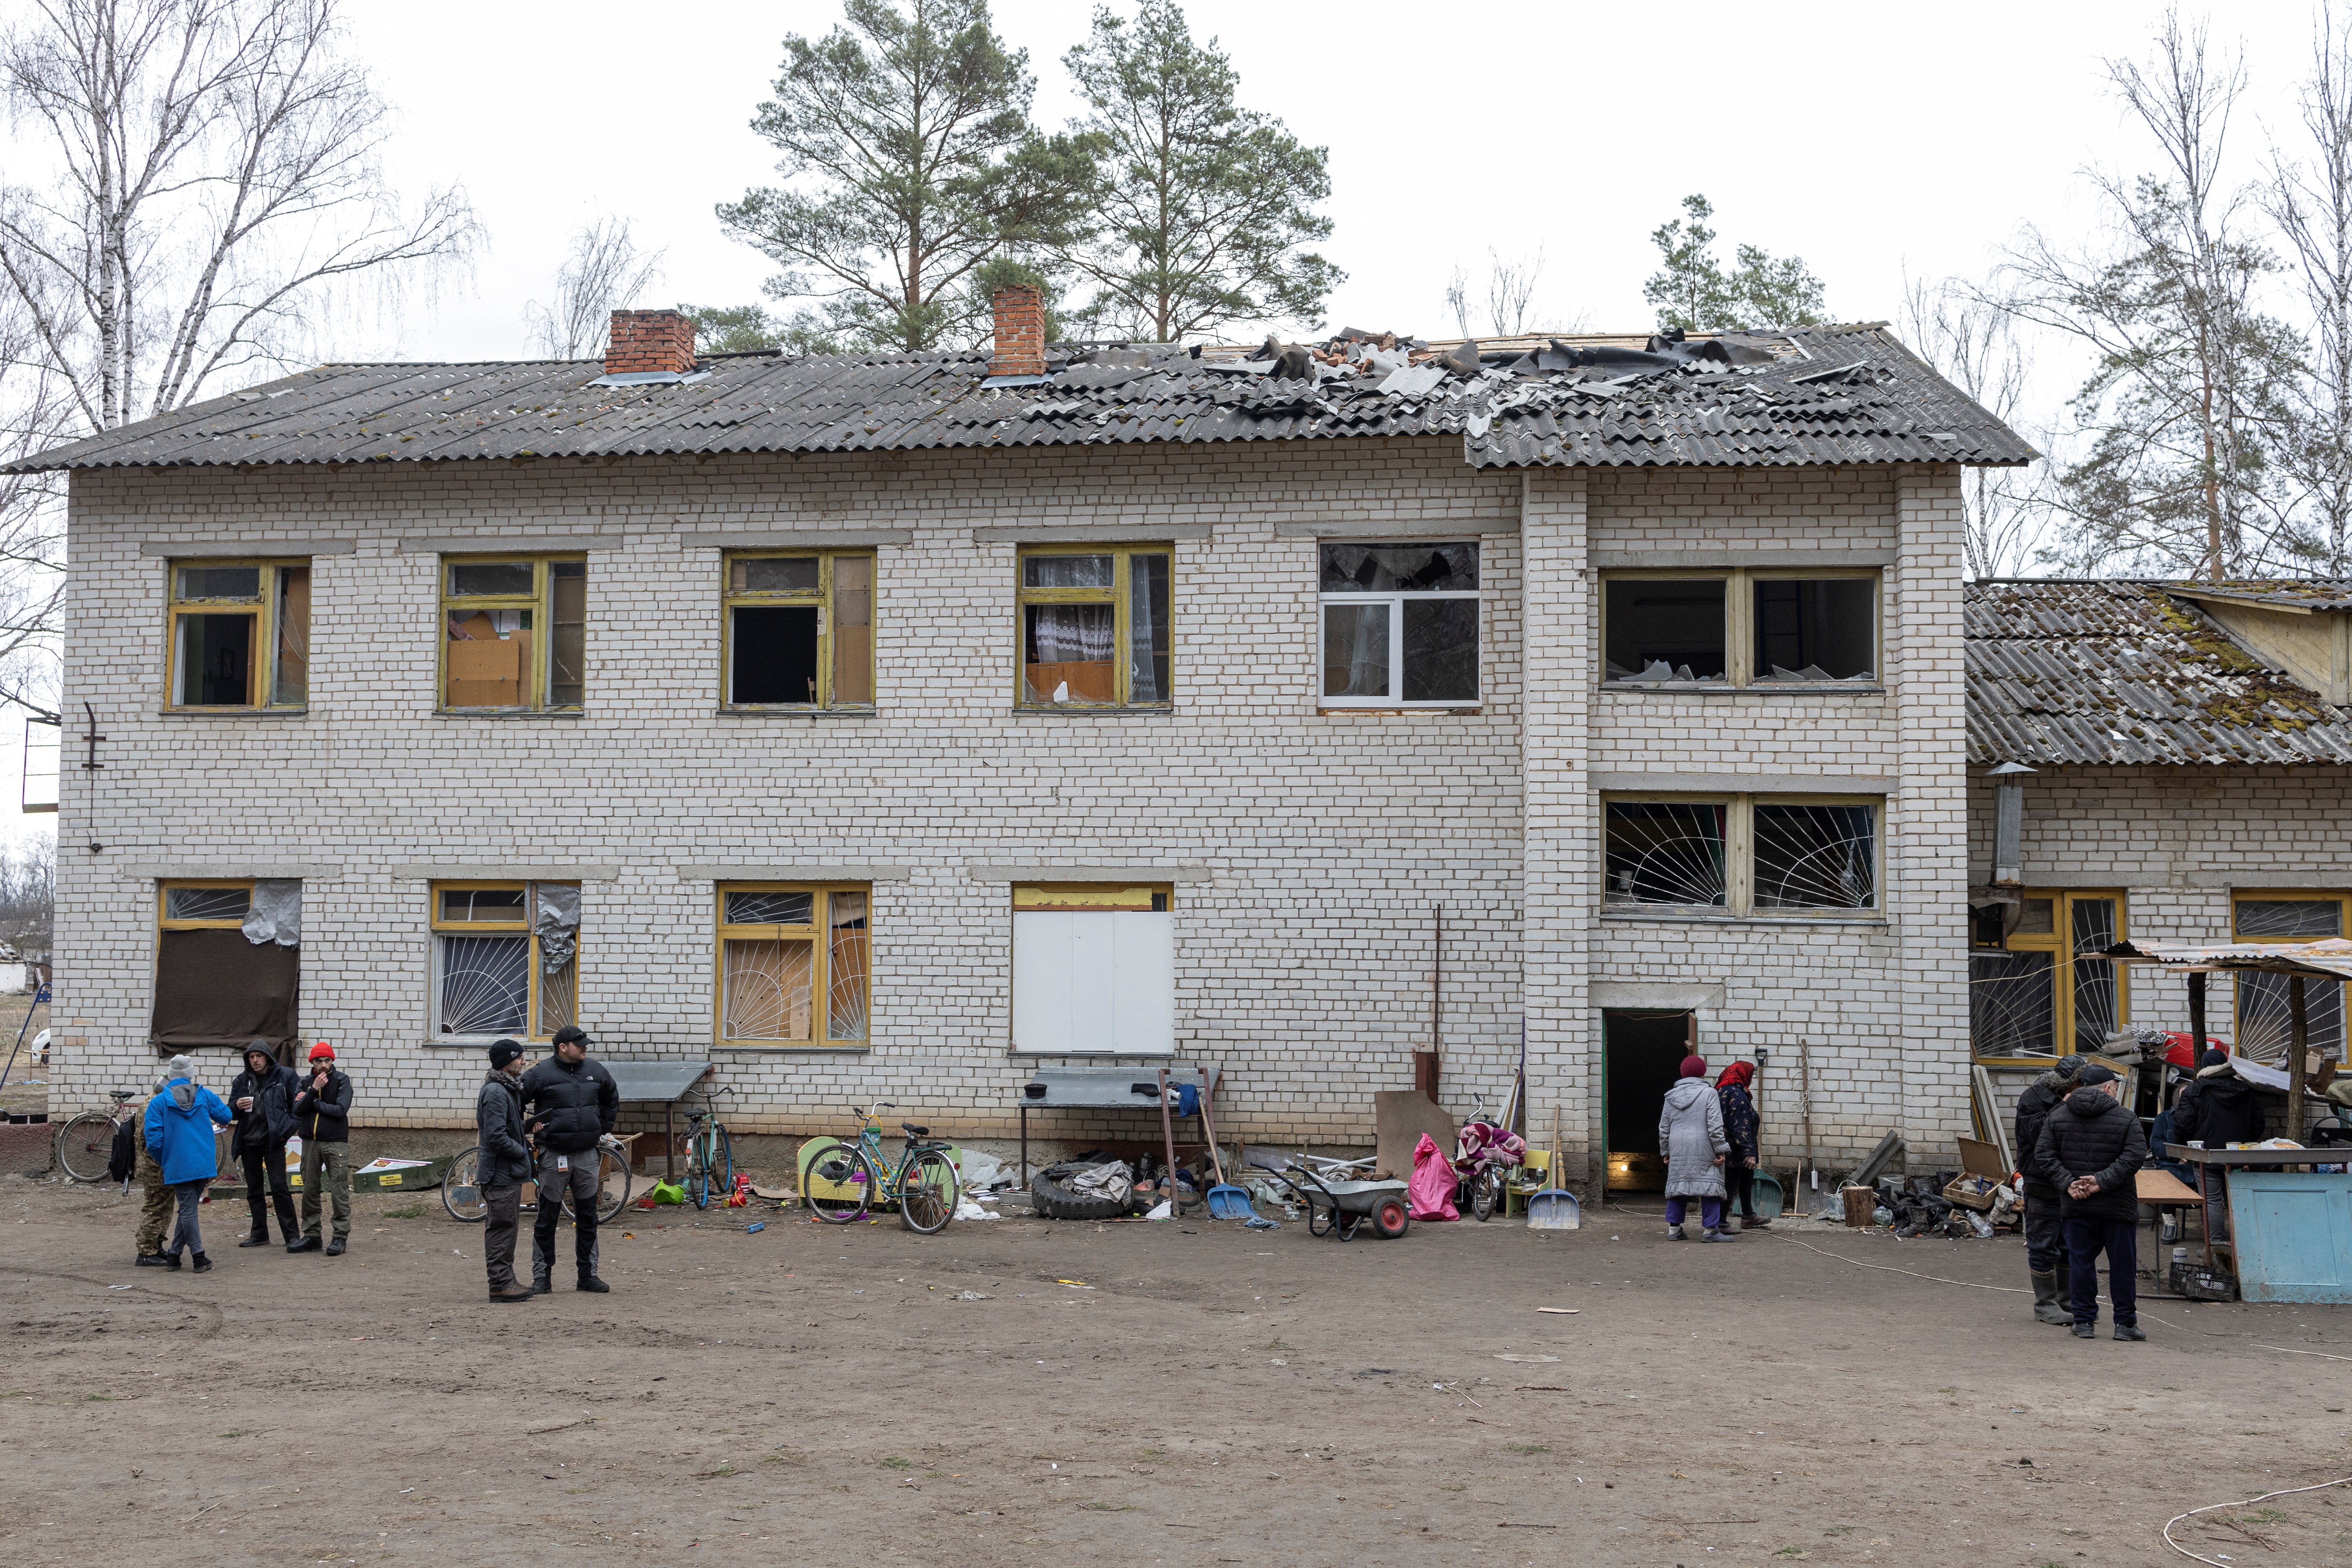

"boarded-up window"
[1011, 884, 1174, 1054]
[151, 880, 298, 1048]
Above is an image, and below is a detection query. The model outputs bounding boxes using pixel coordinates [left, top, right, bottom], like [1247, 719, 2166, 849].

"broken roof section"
[7, 320, 2036, 476]
[1966, 578, 2352, 767]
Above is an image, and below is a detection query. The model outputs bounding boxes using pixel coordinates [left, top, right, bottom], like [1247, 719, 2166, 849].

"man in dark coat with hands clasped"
[519, 1025, 619, 1295]
[2031, 1064, 2149, 1341]
[476, 1038, 535, 1303]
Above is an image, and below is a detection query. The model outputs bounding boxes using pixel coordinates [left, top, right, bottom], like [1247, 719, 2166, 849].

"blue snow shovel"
[1195, 1068, 1255, 1220]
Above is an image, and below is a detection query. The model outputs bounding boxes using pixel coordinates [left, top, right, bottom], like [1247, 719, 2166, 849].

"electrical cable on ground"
[2161, 1476, 2352, 1566]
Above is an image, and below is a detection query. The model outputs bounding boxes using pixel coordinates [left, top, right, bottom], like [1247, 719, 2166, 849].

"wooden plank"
[2136, 1170, 2203, 1205]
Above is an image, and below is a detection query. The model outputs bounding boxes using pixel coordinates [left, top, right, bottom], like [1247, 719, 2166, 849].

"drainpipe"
[1989, 762, 2034, 886]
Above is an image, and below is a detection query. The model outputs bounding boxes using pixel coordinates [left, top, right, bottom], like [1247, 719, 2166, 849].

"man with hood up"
[2031, 1063, 2149, 1340]
[2013, 1053, 2088, 1325]
[143, 1055, 234, 1272]
[1660, 1054, 1735, 1242]
[476, 1039, 535, 1303]
[2172, 1048, 2262, 1149]
[228, 1040, 301, 1248]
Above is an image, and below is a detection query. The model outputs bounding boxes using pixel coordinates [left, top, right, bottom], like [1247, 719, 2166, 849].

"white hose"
[2160, 1475, 2352, 1565]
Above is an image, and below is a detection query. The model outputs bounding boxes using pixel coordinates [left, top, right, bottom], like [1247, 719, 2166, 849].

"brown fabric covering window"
[150, 928, 299, 1049]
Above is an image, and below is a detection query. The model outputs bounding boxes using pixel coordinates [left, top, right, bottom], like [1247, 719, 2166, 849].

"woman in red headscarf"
[1715, 1060, 1765, 1229]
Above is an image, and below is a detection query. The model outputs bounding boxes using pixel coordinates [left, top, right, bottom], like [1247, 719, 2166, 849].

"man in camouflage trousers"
[132, 1108, 176, 1265]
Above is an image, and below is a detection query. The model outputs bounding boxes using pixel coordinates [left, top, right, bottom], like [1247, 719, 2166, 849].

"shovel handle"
[1195, 1067, 1228, 1185]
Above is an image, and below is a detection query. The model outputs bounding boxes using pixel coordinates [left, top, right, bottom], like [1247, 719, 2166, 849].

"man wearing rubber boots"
[519, 1025, 619, 1294]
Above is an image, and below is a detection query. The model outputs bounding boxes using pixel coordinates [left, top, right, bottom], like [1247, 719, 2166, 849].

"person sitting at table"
[2172, 1048, 2262, 1149]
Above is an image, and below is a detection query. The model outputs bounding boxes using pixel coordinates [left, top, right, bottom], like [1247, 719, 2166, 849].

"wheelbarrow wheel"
[1371, 1196, 1410, 1239]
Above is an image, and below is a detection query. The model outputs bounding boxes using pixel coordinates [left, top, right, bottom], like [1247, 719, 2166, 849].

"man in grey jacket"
[476, 1039, 535, 1303]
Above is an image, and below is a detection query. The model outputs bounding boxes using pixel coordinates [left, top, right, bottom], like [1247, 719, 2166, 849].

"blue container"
[1751, 1170, 1786, 1220]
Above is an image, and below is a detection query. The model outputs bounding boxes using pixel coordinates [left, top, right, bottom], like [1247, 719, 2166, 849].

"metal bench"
[1017, 1064, 1222, 1198]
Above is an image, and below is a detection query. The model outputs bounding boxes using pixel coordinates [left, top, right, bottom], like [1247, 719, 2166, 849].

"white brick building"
[20, 310, 2049, 1183]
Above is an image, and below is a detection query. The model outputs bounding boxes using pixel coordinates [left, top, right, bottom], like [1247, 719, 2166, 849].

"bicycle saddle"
[901, 1122, 930, 1137]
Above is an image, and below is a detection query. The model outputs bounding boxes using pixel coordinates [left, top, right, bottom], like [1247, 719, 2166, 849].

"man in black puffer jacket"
[2031, 1065, 2149, 1341]
[2172, 1049, 2263, 1149]
[519, 1025, 619, 1294]
[2013, 1054, 2087, 1326]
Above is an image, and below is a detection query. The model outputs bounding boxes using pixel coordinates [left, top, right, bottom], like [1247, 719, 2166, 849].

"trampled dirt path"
[4, 1173, 2348, 1567]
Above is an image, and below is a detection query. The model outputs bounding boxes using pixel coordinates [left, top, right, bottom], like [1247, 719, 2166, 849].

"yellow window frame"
[1971, 888, 2129, 1067]
[166, 558, 310, 710]
[1599, 793, 1882, 916]
[2229, 889, 2350, 1054]
[437, 554, 585, 712]
[1599, 566, 1882, 687]
[158, 877, 255, 930]
[429, 880, 578, 1041]
[719, 549, 875, 709]
[1014, 544, 1174, 709]
[714, 883, 872, 1049]
[1013, 883, 1173, 912]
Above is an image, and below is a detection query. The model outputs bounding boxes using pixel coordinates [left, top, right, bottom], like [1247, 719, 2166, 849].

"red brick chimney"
[605, 309, 696, 376]
[989, 285, 1045, 377]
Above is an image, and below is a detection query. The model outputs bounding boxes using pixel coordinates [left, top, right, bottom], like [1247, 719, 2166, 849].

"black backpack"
[106, 1118, 136, 1184]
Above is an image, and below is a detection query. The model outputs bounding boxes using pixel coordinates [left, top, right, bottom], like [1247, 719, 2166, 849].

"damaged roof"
[6, 323, 2036, 475]
[1966, 579, 2352, 767]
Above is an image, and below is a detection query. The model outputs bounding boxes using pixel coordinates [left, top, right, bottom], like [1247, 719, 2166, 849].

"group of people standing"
[1657, 1055, 1768, 1240]
[133, 1040, 354, 1270]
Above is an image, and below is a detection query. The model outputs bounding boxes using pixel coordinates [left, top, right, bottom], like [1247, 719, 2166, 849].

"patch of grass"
[762, 1448, 808, 1466]
[1936, 1386, 1956, 1394]
[1503, 1444, 1550, 1454]
[1140, 1447, 1166, 1457]
[2245, 1509, 2290, 1524]
[218, 1430, 246, 1439]
[1438, 1484, 1466, 1493]
[1263, 1336, 1294, 1351]
[1824, 1526, 1856, 1536]
[1773, 1549, 1808, 1561]
[383, 1204, 426, 1219]
[2058, 1528, 2091, 1538]
[880, 1456, 913, 1470]
[84, 1394, 112, 1402]
[698, 1463, 737, 1479]
[1079, 1502, 1135, 1512]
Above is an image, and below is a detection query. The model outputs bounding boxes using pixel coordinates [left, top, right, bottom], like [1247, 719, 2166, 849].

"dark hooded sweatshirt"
[229, 1055, 301, 1154]
[2031, 1085, 2149, 1225]
[2172, 1068, 2264, 1150]
[2013, 1068, 2077, 1200]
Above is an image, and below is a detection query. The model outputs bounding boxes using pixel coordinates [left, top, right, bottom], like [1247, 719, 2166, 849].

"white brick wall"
[50, 441, 1972, 1173]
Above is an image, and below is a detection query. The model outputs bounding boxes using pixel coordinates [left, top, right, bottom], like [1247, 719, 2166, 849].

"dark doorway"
[1604, 1009, 1695, 1191]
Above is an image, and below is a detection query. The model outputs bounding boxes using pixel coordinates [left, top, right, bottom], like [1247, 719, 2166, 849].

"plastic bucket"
[1751, 1169, 1786, 1220]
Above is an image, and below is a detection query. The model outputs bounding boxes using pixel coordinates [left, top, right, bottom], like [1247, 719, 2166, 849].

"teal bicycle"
[807, 1101, 958, 1233]
[680, 1084, 735, 1209]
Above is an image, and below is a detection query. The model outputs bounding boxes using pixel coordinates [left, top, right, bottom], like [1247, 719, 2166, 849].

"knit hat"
[308, 1041, 335, 1062]
[166, 1053, 194, 1078]
[1679, 1055, 1708, 1078]
[488, 1038, 524, 1071]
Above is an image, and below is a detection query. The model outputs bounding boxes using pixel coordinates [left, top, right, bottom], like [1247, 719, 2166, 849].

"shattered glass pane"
[166, 885, 251, 922]
[1753, 579, 1876, 680]
[274, 566, 310, 705]
[1023, 554, 1114, 589]
[174, 565, 261, 601]
[726, 889, 815, 926]
[1126, 552, 1171, 702]
[2014, 898, 2056, 935]
[1603, 802, 1727, 906]
[446, 561, 534, 597]
[1972, 951, 2058, 1058]
[723, 938, 813, 1040]
[2069, 898, 2120, 1054]
[1604, 579, 1726, 682]
[1753, 804, 1876, 910]
[1321, 603, 1388, 697]
[730, 555, 820, 594]
[176, 612, 255, 706]
[441, 887, 526, 922]
[437, 934, 528, 1036]
[828, 891, 869, 1041]
[1402, 599, 1479, 702]
[1318, 543, 1477, 592]
[548, 561, 585, 706]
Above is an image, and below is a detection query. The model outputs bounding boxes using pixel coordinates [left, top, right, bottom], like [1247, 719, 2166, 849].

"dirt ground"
[4, 1172, 2349, 1568]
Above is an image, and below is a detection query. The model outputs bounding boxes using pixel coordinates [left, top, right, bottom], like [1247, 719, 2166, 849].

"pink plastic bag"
[1408, 1133, 1459, 1221]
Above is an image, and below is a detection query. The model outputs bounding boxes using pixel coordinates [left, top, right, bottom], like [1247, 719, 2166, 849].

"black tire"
[442, 1148, 488, 1223]
[1469, 1165, 1503, 1222]
[54, 1111, 117, 1183]
[1372, 1196, 1410, 1239]
[809, 1143, 877, 1224]
[898, 1148, 958, 1234]
[1028, 1169, 1129, 1223]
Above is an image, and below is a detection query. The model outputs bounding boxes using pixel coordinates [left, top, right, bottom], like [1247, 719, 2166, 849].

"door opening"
[1603, 1009, 1696, 1191]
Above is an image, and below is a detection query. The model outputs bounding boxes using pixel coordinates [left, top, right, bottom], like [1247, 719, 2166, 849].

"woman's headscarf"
[1716, 1060, 1755, 1094]
[1678, 1055, 1707, 1079]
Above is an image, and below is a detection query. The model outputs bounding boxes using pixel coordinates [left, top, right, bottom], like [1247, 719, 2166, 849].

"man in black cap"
[476, 1038, 534, 1303]
[2013, 1053, 2088, 1325]
[2030, 1064, 2149, 1340]
[519, 1024, 619, 1294]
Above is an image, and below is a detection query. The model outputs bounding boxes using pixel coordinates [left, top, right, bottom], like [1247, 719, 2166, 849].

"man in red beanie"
[289, 1042, 355, 1255]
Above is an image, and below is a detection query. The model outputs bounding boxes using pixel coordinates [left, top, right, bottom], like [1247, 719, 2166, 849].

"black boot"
[2031, 1270, 2071, 1325]
[577, 1271, 610, 1293]
[192, 1252, 212, 1273]
[238, 1229, 271, 1248]
[531, 1267, 552, 1296]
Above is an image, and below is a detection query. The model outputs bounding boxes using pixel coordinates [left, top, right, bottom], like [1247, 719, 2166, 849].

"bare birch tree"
[524, 218, 665, 360]
[1484, 248, 1542, 337]
[2269, 5, 2352, 575]
[1900, 275, 2053, 579]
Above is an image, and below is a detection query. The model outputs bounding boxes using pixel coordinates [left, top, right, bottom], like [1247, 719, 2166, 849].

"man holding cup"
[227, 1039, 301, 1248]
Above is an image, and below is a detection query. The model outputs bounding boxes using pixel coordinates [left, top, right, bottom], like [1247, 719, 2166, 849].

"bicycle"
[441, 1133, 632, 1225]
[678, 1085, 734, 1210]
[54, 1089, 137, 1184]
[805, 1101, 959, 1233]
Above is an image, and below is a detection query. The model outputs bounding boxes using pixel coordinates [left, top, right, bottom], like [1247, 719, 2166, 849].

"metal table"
[1016, 1065, 1221, 1203]
[604, 1060, 715, 1182]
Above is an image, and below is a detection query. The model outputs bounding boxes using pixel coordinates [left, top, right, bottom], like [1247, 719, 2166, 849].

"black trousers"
[2063, 1216, 2138, 1326]
[530, 1148, 602, 1284]
[2024, 1192, 2065, 1273]
[1724, 1161, 1756, 1219]
[241, 1143, 299, 1239]
[483, 1185, 523, 1292]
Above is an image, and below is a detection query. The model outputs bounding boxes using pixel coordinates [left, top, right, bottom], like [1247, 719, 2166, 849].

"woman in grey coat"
[1659, 1054, 1734, 1241]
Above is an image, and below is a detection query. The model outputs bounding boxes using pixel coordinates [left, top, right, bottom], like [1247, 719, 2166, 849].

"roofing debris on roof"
[1966, 579, 2352, 767]
[6, 321, 2037, 475]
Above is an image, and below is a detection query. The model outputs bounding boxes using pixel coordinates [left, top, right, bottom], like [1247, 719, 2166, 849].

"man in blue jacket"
[144, 1055, 234, 1273]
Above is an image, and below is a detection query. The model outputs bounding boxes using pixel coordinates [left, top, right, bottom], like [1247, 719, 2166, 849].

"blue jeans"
[2063, 1216, 2137, 1326]
[164, 1180, 207, 1258]
[1666, 1195, 1724, 1230]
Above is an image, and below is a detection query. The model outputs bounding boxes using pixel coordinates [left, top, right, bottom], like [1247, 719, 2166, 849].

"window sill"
[715, 1043, 871, 1054]
[1601, 684, 1885, 697]
[1600, 910, 1888, 928]
[716, 706, 878, 719]
[433, 708, 584, 719]
[158, 707, 309, 719]
[423, 1037, 548, 1049]
[1008, 705, 1176, 717]
[1317, 706, 1482, 717]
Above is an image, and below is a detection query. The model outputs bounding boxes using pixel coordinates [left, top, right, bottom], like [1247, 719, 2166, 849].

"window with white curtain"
[1016, 547, 1172, 707]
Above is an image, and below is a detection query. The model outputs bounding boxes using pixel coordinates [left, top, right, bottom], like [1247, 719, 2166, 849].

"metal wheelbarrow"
[1245, 1150, 1411, 1240]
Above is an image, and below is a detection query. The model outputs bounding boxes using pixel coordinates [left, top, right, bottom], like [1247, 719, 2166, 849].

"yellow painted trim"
[165, 558, 310, 711]
[719, 549, 877, 710]
[1013, 883, 1174, 910]
[427, 879, 578, 1042]
[1014, 544, 1174, 710]
[436, 554, 584, 713]
[714, 882, 872, 1048]
[1973, 887, 2130, 1068]
[157, 877, 255, 931]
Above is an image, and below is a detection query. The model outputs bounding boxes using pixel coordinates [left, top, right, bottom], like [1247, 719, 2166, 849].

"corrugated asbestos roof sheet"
[6, 323, 2036, 474]
[1966, 579, 2352, 766]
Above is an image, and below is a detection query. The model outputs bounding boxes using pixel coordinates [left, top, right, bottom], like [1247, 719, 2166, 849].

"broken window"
[1318, 543, 1479, 706]
[2231, 893, 2348, 1061]
[1018, 547, 1172, 707]
[1603, 569, 1879, 686]
[1969, 889, 2127, 1063]
[151, 879, 299, 1049]
[717, 885, 870, 1046]
[167, 560, 311, 709]
[1604, 795, 1880, 916]
[1011, 884, 1174, 1054]
[723, 551, 875, 708]
[431, 882, 580, 1040]
[441, 555, 585, 710]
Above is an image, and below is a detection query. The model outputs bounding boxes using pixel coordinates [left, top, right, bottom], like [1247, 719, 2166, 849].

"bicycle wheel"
[688, 1125, 711, 1210]
[897, 1148, 958, 1234]
[441, 1148, 488, 1223]
[54, 1111, 119, 1183]
[711, 1126, 734, 1199]
[808, 1142, 877, 1224]
[1469, 1165, 1503, 1223]
[563, 1148, 632, 1224]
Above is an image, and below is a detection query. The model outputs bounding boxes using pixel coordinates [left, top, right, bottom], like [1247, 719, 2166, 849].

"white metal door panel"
[1011, 911, 1076, 1053]
[1111, 911, 1175, 1054]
